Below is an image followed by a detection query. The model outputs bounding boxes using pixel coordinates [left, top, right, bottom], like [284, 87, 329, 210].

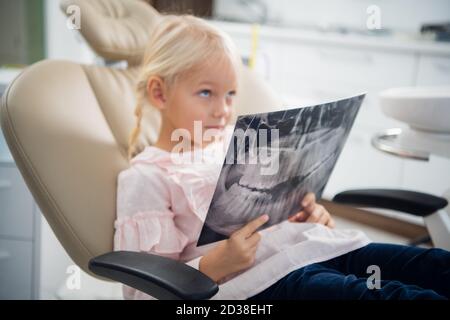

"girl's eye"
[199, 90, 211, 98]
[227, 91, 236, 98]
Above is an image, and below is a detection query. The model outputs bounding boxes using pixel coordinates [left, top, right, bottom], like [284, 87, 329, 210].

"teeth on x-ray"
[198, 95, 365, 245]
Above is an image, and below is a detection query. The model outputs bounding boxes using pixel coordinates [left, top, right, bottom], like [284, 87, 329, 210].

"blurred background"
[0, 0, 449, 299]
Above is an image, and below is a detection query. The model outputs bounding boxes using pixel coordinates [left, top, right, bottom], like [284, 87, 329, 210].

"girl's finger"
[318, 212, 329, 225]
[288, 211, 307, 223]
[247, 231, 262, 247]
[303, 202, 316, 214]
[248, 238, 261, 251]
[249, 247, 258, 260]
[237, 214, 269, 238]
[301, 192, 316, 207]
[327, 217, 336, 229]
[288, 212, 300, 222]
[296, 211, 308, 221]
[306, 207, 322, 223]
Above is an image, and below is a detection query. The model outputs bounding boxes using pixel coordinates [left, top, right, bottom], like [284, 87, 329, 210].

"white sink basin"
[380, 86, 450, 134]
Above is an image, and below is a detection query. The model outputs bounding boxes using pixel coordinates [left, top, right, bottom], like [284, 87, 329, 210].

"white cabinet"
[221, 25, 418, 131]
[279, 44, 416, 89]
[324, 126, 405, 199]
[416, 56, 450, 86]
[280, 45, 416, 129]
[0, 161, 41, 299]
[1, 75, 41, 299]
[0, 238, 34, 299]
[0, 167, 35, 239]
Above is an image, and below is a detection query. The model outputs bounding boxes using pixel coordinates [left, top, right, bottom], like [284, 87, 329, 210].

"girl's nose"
[213, 102, 230, 118]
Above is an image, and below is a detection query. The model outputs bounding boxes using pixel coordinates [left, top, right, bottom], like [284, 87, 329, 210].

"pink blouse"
[114, 126, 371, 300]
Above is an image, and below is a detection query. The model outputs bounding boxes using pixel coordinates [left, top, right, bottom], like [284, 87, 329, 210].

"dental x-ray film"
[197, 94, 366, 246]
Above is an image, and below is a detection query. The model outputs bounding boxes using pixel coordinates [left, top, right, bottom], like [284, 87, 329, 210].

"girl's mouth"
[205, 125, 225, 130]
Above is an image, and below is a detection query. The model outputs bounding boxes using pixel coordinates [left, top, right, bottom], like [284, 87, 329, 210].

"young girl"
[114, 14, 450, 300]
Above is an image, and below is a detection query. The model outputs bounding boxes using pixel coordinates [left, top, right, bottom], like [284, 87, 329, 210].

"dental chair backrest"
[0, 0, 282, 278]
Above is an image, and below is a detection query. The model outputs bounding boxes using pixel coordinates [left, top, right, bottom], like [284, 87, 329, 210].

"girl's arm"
[198, 193, 334, 283]
[198, 214, 269, 283]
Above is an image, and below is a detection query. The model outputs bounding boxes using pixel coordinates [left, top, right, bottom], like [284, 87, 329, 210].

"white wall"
[215, 0, 450, 33]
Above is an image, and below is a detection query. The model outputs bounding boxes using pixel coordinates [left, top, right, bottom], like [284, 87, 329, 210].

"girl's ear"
[146, 76, 167, 110]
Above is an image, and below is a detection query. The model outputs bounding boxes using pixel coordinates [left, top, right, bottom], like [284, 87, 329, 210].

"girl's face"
[148, 55, 238, 149]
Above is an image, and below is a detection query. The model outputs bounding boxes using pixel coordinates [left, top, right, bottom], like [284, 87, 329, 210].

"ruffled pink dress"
[114, 126, 371, 299]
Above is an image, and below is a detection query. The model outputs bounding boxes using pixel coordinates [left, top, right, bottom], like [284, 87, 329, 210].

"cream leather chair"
[0, 0, 283, 299]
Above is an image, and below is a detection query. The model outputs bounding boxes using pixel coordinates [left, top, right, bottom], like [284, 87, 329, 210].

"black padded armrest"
[333, 189, 448, 217]
[89, 251, 218, 300]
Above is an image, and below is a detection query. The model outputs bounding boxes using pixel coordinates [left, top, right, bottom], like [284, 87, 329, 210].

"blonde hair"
[127, 14, 242, 161]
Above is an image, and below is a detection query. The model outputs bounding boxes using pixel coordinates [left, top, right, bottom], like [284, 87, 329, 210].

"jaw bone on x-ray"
[197, 94, 365, 246]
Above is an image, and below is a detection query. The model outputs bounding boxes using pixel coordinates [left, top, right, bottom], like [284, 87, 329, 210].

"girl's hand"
[288, 192, 335, 228]
[199, 214, 268, 283]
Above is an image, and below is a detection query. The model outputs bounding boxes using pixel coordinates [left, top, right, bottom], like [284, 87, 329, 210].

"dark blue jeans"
[248, 243, 450, 300]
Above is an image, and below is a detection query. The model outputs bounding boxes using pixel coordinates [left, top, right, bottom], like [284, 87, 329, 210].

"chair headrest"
[60, 0, 160, 66]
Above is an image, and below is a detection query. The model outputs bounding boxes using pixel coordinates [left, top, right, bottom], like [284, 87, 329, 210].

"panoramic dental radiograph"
[197, 94, 365, 246]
